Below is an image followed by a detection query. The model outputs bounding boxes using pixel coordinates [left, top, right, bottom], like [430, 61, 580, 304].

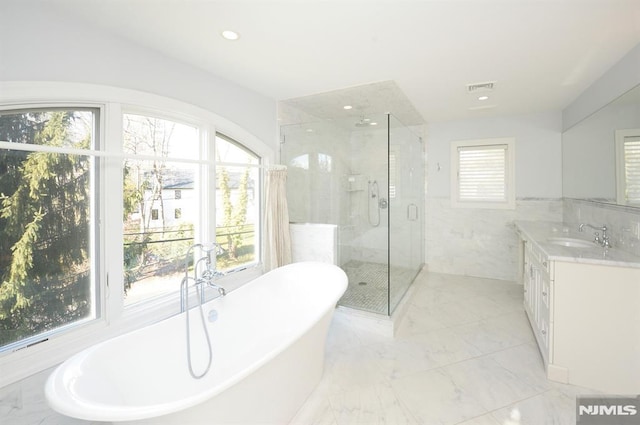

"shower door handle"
[407, 204, 418, 221]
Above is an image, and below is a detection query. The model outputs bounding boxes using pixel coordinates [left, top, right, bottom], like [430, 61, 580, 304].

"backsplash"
[563, 198, 640, 257]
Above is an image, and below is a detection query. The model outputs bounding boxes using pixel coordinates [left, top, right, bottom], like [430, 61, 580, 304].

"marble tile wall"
[563, 198, 640, 257]
[1, 366, 98, 425]
[290, 223, 338, 265]
[426, 198, 563, 281]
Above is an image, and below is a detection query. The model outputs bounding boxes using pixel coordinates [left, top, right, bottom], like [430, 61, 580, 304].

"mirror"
[562, 84, 640, 207]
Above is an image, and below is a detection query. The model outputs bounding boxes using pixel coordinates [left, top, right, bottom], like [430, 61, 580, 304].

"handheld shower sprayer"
[180, 242, 226, 380]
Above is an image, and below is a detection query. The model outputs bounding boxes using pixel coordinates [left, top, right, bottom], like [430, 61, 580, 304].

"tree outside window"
[0, 110, 96, 349]
[215, 134, 260, 271]
[122, 114, 198, 306]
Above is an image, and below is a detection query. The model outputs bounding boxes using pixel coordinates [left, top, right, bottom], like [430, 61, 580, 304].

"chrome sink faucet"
[579, 223, 611, 248]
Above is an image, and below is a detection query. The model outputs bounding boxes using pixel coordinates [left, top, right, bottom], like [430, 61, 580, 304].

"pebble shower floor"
[339, 261, 415, 314]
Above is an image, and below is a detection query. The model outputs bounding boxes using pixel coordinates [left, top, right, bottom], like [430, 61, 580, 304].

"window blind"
[624, 137, 640, 204]
[457, 144, 507, 202]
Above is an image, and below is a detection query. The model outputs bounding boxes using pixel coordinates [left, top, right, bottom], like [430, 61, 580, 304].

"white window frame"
[0, 82, 273, 387]
[615, 129, 640, 206]
[451, 138, 515, 209]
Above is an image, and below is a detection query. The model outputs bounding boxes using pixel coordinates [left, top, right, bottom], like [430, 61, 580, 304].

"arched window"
[0, 83, 270, 384]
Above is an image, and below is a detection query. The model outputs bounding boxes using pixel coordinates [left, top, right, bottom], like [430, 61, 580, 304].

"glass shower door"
[388, 114, 424, 314]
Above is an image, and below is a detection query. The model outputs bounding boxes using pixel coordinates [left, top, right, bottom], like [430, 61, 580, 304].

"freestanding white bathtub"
[45, 262, 347, 424]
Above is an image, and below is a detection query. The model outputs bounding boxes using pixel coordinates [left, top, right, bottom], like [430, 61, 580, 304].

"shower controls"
[368, 180, 381, 226]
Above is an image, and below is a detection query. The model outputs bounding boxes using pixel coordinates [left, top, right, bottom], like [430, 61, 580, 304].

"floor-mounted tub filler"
[45, 262, 347, 424]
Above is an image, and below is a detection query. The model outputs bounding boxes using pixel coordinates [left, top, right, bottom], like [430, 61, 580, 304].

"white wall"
[426, 111, 564, 281]
[0, 1, 277, 148]
[428, 111, 563, 199]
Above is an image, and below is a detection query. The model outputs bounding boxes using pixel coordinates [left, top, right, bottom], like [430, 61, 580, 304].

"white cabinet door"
[523, 242, 552, 365]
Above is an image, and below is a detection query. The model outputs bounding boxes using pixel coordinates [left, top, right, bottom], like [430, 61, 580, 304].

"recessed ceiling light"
[306, 128, 314, 133]
[343, 105, 353, 110]
[221, 30, 240, 41]
[478, 95, 489, 101]
[370, 122, 378, 126]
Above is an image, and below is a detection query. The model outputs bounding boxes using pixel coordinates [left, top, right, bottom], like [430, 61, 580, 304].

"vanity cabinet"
[518, 227, 640, 394]
[522, 242, 553, 366]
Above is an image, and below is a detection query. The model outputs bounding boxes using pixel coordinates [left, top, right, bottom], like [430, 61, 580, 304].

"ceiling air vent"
[466, 81, 496, 93]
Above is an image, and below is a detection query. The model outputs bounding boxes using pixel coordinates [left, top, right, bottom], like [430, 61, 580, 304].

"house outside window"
[122, 114, 200, 306]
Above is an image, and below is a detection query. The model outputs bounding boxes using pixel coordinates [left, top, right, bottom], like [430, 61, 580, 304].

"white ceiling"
[52, 0, 640, 123]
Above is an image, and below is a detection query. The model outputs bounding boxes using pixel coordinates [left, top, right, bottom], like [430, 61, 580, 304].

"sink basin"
[547, 237, 595, 248]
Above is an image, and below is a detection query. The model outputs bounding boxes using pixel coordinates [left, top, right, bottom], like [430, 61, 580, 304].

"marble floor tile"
[482, 290, 526, 315]
[451, 311, 534, 354]
[487, 343, 552, 393]
[395, 327, 483, 369]
[391, 368, 488, 425]
[490, 388, 578, 425]
[325, 312, 389, 354]
[362, 326, 484, 381]
[442, 355, 541, 411]
[317, 343, 390, 395]
[289, 390, 337, 425]
[410, 281, 480, 308]
[328, 384, 419, 425]
[394, 303, 448, 337]
[457, 413, 502, 425]
[427, 294, 507, 326]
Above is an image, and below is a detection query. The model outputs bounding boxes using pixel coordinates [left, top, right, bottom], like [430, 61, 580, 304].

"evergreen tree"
[0, 111, 91, 346]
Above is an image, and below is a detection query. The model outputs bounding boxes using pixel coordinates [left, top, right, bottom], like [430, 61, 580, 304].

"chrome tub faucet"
[180, 243, 226, 313]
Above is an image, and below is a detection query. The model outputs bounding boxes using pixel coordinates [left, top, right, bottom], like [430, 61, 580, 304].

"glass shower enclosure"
[281, 113, 424, 316]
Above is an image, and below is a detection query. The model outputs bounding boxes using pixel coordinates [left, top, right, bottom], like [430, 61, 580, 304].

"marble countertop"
[515, 221, 640, 269]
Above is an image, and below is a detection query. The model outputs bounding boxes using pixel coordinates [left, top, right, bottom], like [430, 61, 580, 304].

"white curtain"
[263, 166, 291, 271]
